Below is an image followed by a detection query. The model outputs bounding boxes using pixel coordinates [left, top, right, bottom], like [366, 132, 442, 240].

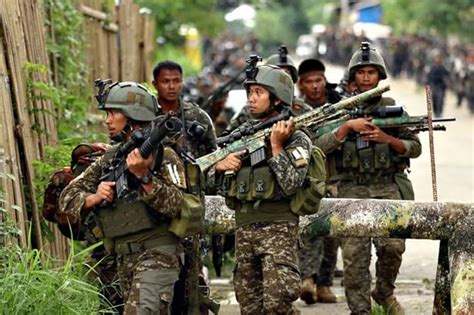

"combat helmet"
[265, 45, 298, 83]
[96, 80, 159, 122]
[243, 56, 294, 106]
[348, 42, 387, 80]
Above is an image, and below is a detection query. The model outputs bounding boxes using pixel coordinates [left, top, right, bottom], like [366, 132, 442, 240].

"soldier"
[223, 46, 312, 135]
[152, 60, 218, 313]
[297, 58, 341, 109]
[209, 63, 312, 314]
[318, 42, 421, 315]
[296, 58, 341, 305]
[426, 50, 450, 117]
[59, 81, 186, 314]
[152, 60, 217, 158]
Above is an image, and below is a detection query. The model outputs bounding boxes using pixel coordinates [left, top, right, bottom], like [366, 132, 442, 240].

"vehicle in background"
[296, 34, 317, 60]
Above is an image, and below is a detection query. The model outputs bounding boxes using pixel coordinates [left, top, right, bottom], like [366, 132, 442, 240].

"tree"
[134, 0, 226, 44]
[381, 0, 474, 42]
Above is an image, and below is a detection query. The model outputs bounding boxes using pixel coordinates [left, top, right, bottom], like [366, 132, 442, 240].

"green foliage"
[0, 185, 22, 271]
[254, 1, 310, 54]
[43, 0, 91, 139]
[154, 45, 201, 77]
[134, 0, 225, 43]
[0, 233, 105, 314]
[381, 0, 474, 41]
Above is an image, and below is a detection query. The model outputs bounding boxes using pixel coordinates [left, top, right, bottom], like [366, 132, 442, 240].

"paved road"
[213, 64, 474, 314]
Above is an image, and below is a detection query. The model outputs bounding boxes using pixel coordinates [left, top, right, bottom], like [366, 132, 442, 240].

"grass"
[0, 225, 110, 314]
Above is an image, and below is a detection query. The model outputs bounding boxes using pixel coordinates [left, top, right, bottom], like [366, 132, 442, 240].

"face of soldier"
[354, 66, 380, 92]
[247, 84, 273, 115]
[105, 110, 127, 138]
[153, 68, 183, 104]
[298, 71, 326, 105]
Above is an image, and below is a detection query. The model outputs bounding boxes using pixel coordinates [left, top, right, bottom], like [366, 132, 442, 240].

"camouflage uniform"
[157, 99, 218, 313]
[227, 128, 311, 314]
[213, 64, 312, 314]
[318, 95, 421, 314]
[59, 142, 186, 314]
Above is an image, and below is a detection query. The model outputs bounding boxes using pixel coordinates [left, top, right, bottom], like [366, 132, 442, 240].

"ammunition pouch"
[223, 165, 277, 209]
[335, 139, 408, 185]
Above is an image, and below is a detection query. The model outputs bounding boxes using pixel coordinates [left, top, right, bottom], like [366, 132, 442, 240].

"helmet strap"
[249, 95, 280, 119]
[110, 123, 132, 143]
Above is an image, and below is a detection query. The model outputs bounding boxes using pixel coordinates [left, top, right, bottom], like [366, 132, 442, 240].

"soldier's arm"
[313, 132, 343, 154]
[397, 127, 422, 158]
[268, 129, 312, 197]
[58, 157, 104, 223]
[141, 147, 184, 219]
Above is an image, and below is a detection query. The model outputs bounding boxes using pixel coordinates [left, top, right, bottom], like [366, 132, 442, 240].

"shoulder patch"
[162, 147, 187, 189]
[288, 146, 309, 167]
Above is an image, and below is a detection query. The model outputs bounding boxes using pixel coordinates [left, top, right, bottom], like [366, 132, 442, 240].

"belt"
[115, 235, 177, 255]
[331, 172, 396, 185]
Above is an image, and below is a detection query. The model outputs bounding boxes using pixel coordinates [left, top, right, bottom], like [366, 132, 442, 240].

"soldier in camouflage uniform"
[317, 42, 421, 315]
[152, 60, 218, 313]
[296, 58, 341, 305]
[223, 46, 312, 135]
[152, 60, 217, 158]
[59, 82, 186, 314]
[209, 64, 312, 314]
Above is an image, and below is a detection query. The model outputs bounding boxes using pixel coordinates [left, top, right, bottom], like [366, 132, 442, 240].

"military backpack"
[42, 143, 106, 239]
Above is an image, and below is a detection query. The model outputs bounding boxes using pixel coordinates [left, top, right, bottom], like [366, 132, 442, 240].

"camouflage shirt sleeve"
[140, 147, 184, 219]
[58, 156, 106, 224]
[313, 131, 343, 154]
[267, 130, 312, 197]
[398, 127, 422, 158]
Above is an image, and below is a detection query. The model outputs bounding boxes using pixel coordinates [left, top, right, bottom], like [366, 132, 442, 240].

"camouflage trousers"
[298, 236, 340, 286]
[338, 182, 406, 314]
[117, 246, 181, 315]
[234, 221, 301, 314]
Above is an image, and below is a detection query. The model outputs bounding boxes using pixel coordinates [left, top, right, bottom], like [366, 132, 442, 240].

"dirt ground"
[212, 64, 474, 314]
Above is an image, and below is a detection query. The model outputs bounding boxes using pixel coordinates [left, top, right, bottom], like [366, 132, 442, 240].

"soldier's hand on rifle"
[347, 117, 373, 133]
[85, 181, 115, 209]
[271, 117, 294, 156]
[127, 148, 153, 178]
[360, 125, 407, 154]
[336, 117, 373, 141]
[216, 150, 246, 173]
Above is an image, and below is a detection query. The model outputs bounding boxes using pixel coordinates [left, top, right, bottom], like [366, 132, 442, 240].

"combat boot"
[300, 276, 317, 305]
[317, 286, 337, 303]
[371, 290, 405, 315]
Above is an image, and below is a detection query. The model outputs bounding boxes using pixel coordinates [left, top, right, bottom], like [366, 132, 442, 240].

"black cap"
[298, 59, 325, 77]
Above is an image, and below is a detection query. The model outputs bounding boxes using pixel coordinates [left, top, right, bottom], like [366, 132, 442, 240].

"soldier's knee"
[265, 257, 301, 304]
[133, 269, 179, 314]
[377, 240, 405, 260]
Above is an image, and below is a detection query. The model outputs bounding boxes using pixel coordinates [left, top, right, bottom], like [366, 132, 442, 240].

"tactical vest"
[93, 146, 179, 254]
[222, 164, 297, 227]
[330, 97, 409, 185]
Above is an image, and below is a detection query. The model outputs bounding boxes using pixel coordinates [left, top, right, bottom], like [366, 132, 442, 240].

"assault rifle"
[314, 114, 456, 138]
[200, 67, 246, 111]
[100, 113, 182, 201]
[196, 84, 391, 172]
